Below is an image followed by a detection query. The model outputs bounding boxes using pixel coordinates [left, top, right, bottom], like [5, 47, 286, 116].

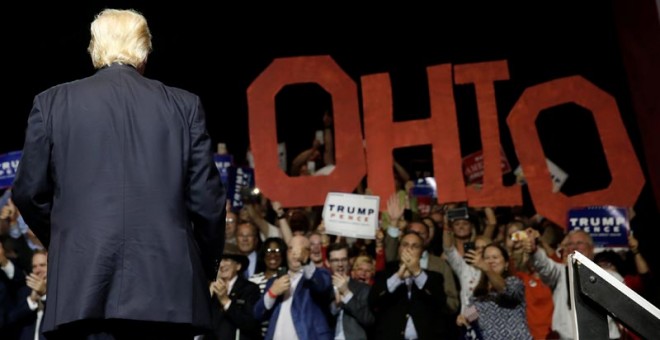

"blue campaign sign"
[567, 206, 629, 247]
[410, 177, 437, 198]
[227, 167, 255, 211]
[214, 154, 234, 188]
[0, 151, 22, 189]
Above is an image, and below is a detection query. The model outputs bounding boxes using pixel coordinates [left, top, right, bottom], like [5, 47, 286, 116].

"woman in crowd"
[505, 221, 554, 340]
[443, 225, 492, 314]
[248, 237, 287, 294]
[457, 244, 532, 340]
[248, 237, 287, 338]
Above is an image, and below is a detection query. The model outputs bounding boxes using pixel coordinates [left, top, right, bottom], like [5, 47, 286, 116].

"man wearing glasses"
[326, 243, 374, 340]
[369, 231, 451, 340]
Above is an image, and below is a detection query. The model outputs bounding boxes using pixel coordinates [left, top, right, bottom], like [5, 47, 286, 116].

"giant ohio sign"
[247, 56, 644, 227]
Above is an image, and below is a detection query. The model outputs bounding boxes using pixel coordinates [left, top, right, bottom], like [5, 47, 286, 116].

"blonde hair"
[352, 255, 374, 272]
[88, 9, 152, 69]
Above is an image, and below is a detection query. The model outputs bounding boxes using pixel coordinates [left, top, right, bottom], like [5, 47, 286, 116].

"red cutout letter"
[362, 64, 465, 210]
[247, 56, 366, 207]
[454, 60, 522, 206]
[507, 76, 644, 227]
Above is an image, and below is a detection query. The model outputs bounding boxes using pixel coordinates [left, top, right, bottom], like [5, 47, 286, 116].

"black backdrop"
[2, 2, 658, 299]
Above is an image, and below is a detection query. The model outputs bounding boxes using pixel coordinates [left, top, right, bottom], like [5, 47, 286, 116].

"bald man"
[254, 235, 333, 340]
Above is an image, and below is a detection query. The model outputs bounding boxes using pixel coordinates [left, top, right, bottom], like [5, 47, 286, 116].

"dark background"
[1, 2, 658, 281]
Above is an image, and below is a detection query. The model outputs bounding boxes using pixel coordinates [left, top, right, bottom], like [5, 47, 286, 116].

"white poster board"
[322, 192, 379, 239]
[514, 158, 568, 193]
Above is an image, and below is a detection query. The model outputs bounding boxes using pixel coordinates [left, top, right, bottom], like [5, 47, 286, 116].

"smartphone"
[463, 241, 476, 264]
[463, 241, 476, 254]
[277, 267, 288, 278]
[447, 207, 469, 221]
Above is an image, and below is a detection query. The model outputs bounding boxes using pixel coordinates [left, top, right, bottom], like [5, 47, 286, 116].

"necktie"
[406, 277, 413, 299]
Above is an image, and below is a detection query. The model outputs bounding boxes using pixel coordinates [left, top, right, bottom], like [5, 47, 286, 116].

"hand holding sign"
[322, 193, 379, 239]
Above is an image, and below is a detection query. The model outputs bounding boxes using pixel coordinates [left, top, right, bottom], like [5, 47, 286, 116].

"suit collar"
[97, 63, 139, 74]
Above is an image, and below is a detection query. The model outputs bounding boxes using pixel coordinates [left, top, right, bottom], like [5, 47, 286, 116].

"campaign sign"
[462, 149, 512, 185]
[227, 167, 255, 211]
[322, 192, 379, 239]
[567, 206, 629, 247]
[514, 158, 568, 193]
[214, 154, 234, 188]
[410, 177, 436, 216]
[0, 151, 21, 189]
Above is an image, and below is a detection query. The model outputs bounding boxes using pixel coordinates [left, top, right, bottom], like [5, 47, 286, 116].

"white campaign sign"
[322, 192, 379, 239]
[514, 158, 568, 193]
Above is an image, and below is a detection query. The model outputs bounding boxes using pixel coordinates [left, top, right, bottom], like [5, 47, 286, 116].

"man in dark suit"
[12, 8, 225, 339]
[7, 250, 48, 340]
[326, 243, 374, 340]
[369, 231, 452, 340]
[254, 235, 333, 340]
[206, 243, 262, 340]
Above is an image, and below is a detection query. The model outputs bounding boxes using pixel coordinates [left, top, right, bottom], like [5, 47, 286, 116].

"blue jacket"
[254, 265, 333, 340]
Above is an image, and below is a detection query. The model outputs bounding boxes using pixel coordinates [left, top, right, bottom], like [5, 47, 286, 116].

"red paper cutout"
[361, 64, 465, 211]
[247, 56, 366, 207]
[455, 61, 523, 206]
[507, 76, 644, 228]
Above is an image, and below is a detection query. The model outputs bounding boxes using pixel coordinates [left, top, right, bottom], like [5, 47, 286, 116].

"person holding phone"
[456, 244, 532, 339]
[443, 211, 492, 315]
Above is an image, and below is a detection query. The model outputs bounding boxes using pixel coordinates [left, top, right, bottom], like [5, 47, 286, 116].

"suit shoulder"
[34, 75, 94, 101]
[159, 83, 200, 102]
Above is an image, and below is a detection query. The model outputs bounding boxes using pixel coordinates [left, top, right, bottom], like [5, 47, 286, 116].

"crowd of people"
[3, 185, 655, 339]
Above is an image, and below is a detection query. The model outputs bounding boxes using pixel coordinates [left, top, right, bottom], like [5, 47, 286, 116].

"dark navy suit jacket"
[254, 265, 333, 340]
[12, 64, 226, 334]
[207, 276, 262, 340]
[7, 286, 47, 340]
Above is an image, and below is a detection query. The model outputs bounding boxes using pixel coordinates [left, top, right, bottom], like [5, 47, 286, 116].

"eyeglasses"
[266, 248, 281, 254]
[226, 218, 236, 223]
[329, 257, 349, 264]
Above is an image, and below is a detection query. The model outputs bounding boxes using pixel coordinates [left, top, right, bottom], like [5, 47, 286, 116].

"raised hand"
[521, 228, 539, 254]
[468, 249, 488, 271]
[332, 273, 350, 295]
[270, 274, 291, 296]
[26, 273, 46, 297]
[387, 193, 404, 223]
[211, 279, 228, 299]
[401, 248, 421, 276]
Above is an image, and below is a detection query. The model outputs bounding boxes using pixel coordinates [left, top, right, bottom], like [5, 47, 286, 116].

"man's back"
[13, 63, 226, 334]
